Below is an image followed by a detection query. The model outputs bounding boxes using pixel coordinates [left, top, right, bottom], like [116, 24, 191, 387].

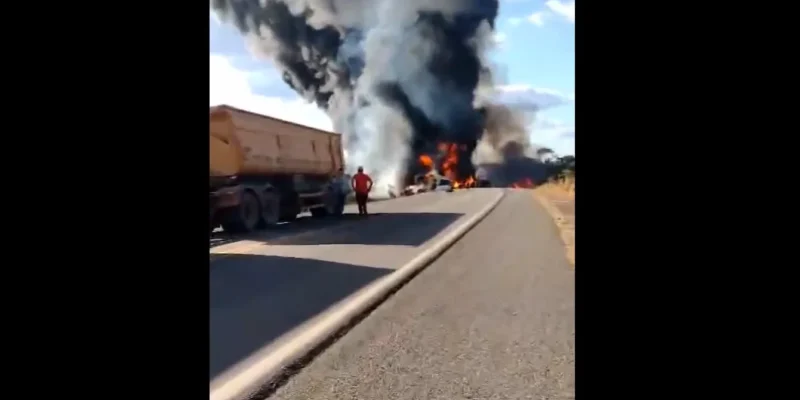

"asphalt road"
[269, 189, 575, 400]
[210, 198, 385, 249]
[210, 189, 503, 382]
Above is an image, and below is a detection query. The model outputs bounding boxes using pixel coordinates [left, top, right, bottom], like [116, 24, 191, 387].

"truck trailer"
[210, 105, 344, 234]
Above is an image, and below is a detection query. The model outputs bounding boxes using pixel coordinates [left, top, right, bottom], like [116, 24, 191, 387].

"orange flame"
[511, 178, 535, 189]
[419, 154, 434, 169]
[416, 142, 480, 190]
[440, 143, 459, 181]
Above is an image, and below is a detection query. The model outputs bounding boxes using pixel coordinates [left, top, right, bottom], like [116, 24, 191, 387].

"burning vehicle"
[411, 143, 476, 190]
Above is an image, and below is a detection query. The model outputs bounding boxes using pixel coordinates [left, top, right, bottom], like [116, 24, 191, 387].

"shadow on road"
[210, 215, 357, 249]
[210, 200, 395, 249]
[209, 254, 391, 380]
[268, 212, 464, 247]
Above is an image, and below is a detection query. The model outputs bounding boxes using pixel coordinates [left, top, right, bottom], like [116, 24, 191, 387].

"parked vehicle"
[210, 105, 344, 233]
[433, 178, 454, 192]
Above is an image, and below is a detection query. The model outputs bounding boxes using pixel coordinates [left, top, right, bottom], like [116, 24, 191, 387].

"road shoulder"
[533, 187, 575, 266]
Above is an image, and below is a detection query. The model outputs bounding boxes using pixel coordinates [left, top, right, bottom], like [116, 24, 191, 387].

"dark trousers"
[355, 192, 369, 215]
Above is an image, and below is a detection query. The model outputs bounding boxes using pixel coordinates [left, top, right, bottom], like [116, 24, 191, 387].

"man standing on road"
[351, 166, 373, 216]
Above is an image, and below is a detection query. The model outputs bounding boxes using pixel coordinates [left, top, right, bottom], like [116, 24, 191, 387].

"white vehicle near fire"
[433, 178, 454, 192]
[403, 176, 453, 195]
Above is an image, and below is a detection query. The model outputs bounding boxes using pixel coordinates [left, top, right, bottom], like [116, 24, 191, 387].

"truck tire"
[221, 190, 261, 234]
[259, 192, 280, 227]
[311, 190, 341, 218]
[310, 206, 328, 218]
[279, 192, 301, 222]
[280, 214, 298, 222]
[326, 191, 343, 216]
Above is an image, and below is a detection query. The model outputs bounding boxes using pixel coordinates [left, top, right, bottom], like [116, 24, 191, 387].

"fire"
[453, 176, 476, 189]
[417, 142, 477, 189]
[440, 143, 459, 181]
[418, 154, 434, 169]
[417, 145, 536, 190]
[511, 178, 535, 189]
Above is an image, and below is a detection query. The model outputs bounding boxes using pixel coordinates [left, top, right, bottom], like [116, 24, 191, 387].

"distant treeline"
[537, 148, 575, 182]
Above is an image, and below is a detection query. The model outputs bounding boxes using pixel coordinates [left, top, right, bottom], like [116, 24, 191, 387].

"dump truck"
[210, 105, 345, 233]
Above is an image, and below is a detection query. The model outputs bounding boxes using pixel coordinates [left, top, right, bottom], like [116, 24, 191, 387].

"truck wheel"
[260, 192, 280, 227]
[325, 192, 343, 216]
[280, 214, 298, 222]
[310, 206, 328, 218]
[279, 193, 301, 222]
[221, 190, 261, 234]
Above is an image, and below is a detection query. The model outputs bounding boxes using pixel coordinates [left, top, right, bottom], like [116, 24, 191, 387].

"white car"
[433, 178, 454, 192]
[403, 184, 425, 196]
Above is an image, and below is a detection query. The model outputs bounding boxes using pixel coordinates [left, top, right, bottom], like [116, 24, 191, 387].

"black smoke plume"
[211, 0, 536, 191]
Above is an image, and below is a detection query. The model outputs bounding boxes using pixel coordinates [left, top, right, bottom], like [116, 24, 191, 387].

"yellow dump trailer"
[210, 105, 344, 233]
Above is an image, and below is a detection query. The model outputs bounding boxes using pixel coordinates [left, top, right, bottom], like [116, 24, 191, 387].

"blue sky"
[210, 0, 575, 156]
[490, 0, 575, 155]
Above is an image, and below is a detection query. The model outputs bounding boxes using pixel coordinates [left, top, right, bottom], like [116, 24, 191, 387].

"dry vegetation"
[538, 173, 575, 200]
[533, 156, 575, 266]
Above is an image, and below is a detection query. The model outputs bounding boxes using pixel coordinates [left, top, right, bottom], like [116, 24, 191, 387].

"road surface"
[210, 199, 387, 249]
[210, 189, 503, 382]
[269, 189, 575, 400]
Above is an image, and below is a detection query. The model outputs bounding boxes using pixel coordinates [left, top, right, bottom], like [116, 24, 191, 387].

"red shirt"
[352, 172, 373, 194]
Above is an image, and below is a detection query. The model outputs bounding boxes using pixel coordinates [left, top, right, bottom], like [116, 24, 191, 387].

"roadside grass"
[534, 174, 575, 267]
[538, 174, 574, 199]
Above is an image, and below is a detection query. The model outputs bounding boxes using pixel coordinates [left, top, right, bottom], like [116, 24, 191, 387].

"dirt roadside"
[533, 187, 575, 266]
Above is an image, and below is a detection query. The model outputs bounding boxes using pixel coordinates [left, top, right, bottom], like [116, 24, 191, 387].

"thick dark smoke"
[211, 0, 535, 192]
